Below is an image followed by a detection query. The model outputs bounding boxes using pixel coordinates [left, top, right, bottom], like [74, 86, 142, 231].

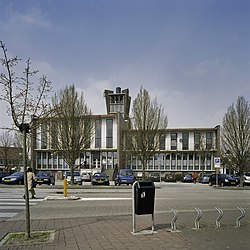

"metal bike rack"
[194, 208, 202, 229]
[236, 207, 246, 227]
[215, 207, 223, 228]
[171, 209, 178, 231]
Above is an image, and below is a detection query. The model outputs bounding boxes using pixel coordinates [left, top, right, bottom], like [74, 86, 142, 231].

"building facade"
[31, 87, 220, 178]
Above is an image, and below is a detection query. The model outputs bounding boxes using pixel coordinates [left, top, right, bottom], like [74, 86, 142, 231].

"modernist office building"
[31, 87, 220, 177]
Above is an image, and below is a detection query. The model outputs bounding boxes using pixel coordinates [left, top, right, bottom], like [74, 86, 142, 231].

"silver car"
[243, 172, 250, 186]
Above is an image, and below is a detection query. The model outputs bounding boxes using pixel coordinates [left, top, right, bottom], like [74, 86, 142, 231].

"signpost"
[214, 157, 221, 187]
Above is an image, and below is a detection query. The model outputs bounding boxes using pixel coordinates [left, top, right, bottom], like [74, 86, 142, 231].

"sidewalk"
[1, 213, 250, 250]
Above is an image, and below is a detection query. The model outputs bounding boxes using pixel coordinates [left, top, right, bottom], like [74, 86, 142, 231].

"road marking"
[0, 212, 18, 218]
[80, 197, 131, 201]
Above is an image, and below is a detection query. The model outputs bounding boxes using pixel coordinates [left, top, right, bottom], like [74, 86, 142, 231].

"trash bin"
[134, 181, 155, 215]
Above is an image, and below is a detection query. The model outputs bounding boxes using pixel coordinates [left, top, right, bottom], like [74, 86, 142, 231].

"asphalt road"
[1, 182, 249, 228]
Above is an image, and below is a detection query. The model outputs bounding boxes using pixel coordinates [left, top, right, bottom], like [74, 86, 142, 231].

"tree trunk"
[23, 129, 31, 239]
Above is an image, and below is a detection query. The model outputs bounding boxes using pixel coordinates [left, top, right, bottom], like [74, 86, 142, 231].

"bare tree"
[221, 96, 250, 186]
[128, 86, 168, 180]
[0, 131, 21, 171]
[0, 41, 52, 238]
[51, 85, 94, 184]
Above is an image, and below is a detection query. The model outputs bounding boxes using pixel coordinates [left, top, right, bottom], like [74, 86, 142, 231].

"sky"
[0, 0, 249, 129]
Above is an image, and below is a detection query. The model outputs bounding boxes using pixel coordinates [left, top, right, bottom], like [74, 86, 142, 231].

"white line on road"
[80, 197, 131, 201]
[0, 212, 18, 217]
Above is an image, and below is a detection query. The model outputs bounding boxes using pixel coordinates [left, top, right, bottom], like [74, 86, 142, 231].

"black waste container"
[134, 181, 155, 215]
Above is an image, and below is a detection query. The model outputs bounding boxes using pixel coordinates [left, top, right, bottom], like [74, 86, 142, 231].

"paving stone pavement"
[0, 213, 250, 250]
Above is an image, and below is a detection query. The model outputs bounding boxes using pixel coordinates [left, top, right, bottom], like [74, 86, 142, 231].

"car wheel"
[18, 180, 22, 185]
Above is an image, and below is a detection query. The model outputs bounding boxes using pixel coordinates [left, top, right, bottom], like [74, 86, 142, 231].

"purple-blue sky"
[0, 0, 250, 128]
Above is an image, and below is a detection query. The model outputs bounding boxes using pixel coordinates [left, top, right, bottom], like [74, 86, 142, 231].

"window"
[182, 132, 189, 150]
[41, 124, 47, 149]
[171, 153, 176, 170]
[194, 132, 200, 150]
[159, 134, 165, 150]
[171, 133, 177, 150]
[106, 119, 113, 148]
[95, 119, 102, 148]
[206, 132, 213, 149]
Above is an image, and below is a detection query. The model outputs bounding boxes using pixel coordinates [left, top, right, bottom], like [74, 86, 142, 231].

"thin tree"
[51, 85, 94, 184]
[221, 96, 250, 186]
[128, 86, 168, 180]
[0, 41, 52, 238]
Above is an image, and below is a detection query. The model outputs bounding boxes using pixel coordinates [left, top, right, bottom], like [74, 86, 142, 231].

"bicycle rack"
[194, 208, 202, 229]
[236, 207, 246, 227]
[171, 209, 178, 231]
[215, 207, 223, 228]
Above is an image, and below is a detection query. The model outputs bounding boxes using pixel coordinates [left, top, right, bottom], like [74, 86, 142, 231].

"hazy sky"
[0, 0, 249, 129]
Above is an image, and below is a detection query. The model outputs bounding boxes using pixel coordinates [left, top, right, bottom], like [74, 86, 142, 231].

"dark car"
[2, 172, 24, 185]
[209, 174, 239, 187]
[36, 171, 55, 185]
[0, 172, 9, 182]
[199, 174, 212, 184]
[148, 172, 160, 182]
[181, 174, 194, 182]
[164, 174, 176, 182]
[91, 172, 110, 186]
[115, 169, 136, 186]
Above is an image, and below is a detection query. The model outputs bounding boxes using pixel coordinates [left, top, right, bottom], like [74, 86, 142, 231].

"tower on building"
[104, 87, 131, 119]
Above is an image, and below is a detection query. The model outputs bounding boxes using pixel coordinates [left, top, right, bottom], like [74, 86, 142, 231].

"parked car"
[243, 172, 250, 186]
[81, 172, 91, 182]
[209, 174, 239, 187]
[0, 172, 9, 182]
[199, 174, 212, 184]
[91, 172, 110, 186]
[181, 174, 194, 183]
[36, 171, 55, 185]
[2, 172, 24, 185]
[115, 169, 136, 186]
[164, 174, 176, 182]
[148, 172, 160, 182]
[65, 171, 82, 185]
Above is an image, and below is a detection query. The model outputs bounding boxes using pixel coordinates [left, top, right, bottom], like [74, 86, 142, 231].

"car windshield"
[11, 172, 23, 177]
[221, 174, 232, 178]
[37, 172, 50, 177]
[245, 172, 250, 176]
[94, 173, 107, 177]
[120, 170, 133, 176]
[66, 171, 80, 176]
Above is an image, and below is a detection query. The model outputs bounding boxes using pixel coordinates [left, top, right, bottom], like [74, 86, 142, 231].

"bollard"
[64, 178, 67, 197]
[236, 207, 246, 227]
[215, 207, 223, 228]
[194, 208, 202, 229]
[171, 209, 178, 231]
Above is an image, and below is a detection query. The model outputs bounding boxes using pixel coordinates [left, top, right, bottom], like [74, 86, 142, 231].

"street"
[1, 182, 249, 227]
[1, 182, 250, 249]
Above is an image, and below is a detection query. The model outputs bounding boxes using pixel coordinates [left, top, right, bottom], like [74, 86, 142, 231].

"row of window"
[127, 153, 213, 171]
[36, 151, 117, 170]
[168, 131, 214, 150]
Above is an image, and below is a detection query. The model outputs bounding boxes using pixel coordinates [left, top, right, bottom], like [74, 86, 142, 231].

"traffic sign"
[214, 157, 221, 168]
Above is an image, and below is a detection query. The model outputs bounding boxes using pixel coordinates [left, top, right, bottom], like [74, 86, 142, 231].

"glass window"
[182, 132, 189, 150]
[206, 132, 213, 149]
[171, 133, 177, 150]
[95, 119, 102, 148]
[41, 124, 47, 149]
[194, 132, 200, 150]
[106, 119, 113, 148]
[159, 134, 165, 150]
